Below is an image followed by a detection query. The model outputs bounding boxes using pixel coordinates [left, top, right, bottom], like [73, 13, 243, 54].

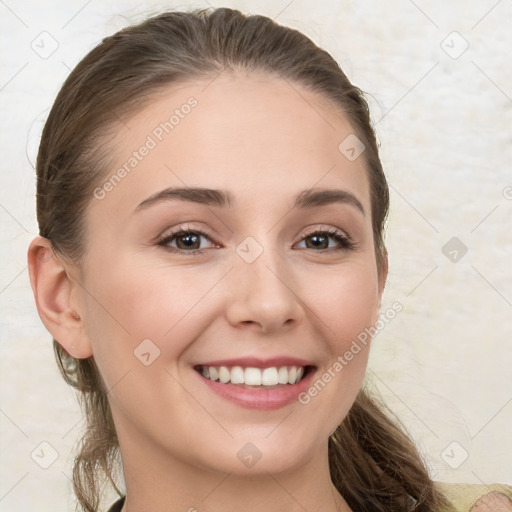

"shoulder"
[434, 481, 512, 511]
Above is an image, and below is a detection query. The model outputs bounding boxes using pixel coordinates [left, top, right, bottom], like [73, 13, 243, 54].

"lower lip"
[195, 367, 316, 410]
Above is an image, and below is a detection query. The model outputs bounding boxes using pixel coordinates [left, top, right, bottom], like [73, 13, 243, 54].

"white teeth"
[209, 366, 219, 381]
[245, 367, 262, 385]
[278, 367, 289, 384]
[201, 365, 307, 386]
[218, 366, 230, 383]
[262, 367, 279, 386]
[230, 366, 244, 384]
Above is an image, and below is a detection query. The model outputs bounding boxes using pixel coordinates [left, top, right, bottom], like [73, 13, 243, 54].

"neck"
[116, 430, 351, 512]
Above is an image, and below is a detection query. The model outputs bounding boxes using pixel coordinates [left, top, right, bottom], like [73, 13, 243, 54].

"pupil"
[308, 235, 327, 249]
[178, 233, 199, 249]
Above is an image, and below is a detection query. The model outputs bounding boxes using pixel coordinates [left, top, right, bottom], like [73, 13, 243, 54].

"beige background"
[1, 0, 511, 510]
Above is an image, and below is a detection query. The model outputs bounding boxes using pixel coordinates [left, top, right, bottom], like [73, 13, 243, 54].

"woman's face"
[74, 71, 386, 476]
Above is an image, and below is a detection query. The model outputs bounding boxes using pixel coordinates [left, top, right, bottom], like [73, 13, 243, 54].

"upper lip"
[194, 356, 315, 369]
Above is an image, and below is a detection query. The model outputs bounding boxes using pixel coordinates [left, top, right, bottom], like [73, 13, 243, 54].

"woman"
[27, 7, 454, 512]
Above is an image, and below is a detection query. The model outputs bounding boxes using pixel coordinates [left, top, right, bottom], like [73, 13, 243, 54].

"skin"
[28, 71, 387, 512]
[470, 492, 512, 512]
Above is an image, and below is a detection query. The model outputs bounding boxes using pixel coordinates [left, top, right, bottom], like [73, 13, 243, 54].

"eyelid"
[158, 224, 216, 242]
[300, 225, 349, 239]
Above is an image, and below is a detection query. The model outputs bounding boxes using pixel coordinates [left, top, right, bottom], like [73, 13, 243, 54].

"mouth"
[193, 364, 315, 389]
[192, 362, 317, 410]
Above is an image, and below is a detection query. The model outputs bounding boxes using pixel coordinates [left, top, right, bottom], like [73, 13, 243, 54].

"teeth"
[218, 366, 230, 383]
[278, 367, 288, 384]
[262, 367, 278, 386]
[200, 365, 307, 386]
[245, 367, 262, 385]
[230, 366, 244, 384]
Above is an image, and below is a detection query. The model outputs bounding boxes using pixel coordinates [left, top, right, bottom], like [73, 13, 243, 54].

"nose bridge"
[225, 233, 302, 330]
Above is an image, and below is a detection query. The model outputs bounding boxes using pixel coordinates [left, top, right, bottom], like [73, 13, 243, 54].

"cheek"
[304, 260, 380, 348]
[80, 254, 222, 382]
[326, 266, 379, 380]
[330, 279, 379, 348]
[295, 262, 379, 427]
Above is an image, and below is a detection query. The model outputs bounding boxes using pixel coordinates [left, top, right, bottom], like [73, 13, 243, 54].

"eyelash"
[156, 225, 356, 255]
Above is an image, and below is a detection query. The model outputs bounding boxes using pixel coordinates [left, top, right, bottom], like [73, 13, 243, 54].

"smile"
[193, 363, 317, 410]
[196, 365, 311, 387]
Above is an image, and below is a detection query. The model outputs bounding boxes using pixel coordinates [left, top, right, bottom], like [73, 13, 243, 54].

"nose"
[224, 242, 303, 334]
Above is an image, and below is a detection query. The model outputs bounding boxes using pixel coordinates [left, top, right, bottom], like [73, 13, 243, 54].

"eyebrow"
[134, 186, 365, 217]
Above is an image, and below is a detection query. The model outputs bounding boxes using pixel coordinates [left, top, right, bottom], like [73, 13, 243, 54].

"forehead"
[90, 71, 371, 217]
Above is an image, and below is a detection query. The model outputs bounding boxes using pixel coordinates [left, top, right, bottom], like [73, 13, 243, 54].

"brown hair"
[36, 7, 452, 512]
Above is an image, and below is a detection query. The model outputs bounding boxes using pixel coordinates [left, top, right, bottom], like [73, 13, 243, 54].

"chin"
[199, 430, 324, 477]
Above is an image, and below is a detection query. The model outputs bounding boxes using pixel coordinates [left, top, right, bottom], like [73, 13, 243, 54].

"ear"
[377, 250, 389, 302]
[372, 250, 389, 327]
[27, 236, 93, 359]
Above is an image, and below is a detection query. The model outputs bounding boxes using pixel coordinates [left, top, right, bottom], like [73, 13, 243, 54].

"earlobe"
[27, 236, 93, 359]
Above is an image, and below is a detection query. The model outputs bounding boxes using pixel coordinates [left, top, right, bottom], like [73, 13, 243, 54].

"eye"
[157, 226, 218, 254]
[295, 228, 355, 251]
[157, 225, 355, 255]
